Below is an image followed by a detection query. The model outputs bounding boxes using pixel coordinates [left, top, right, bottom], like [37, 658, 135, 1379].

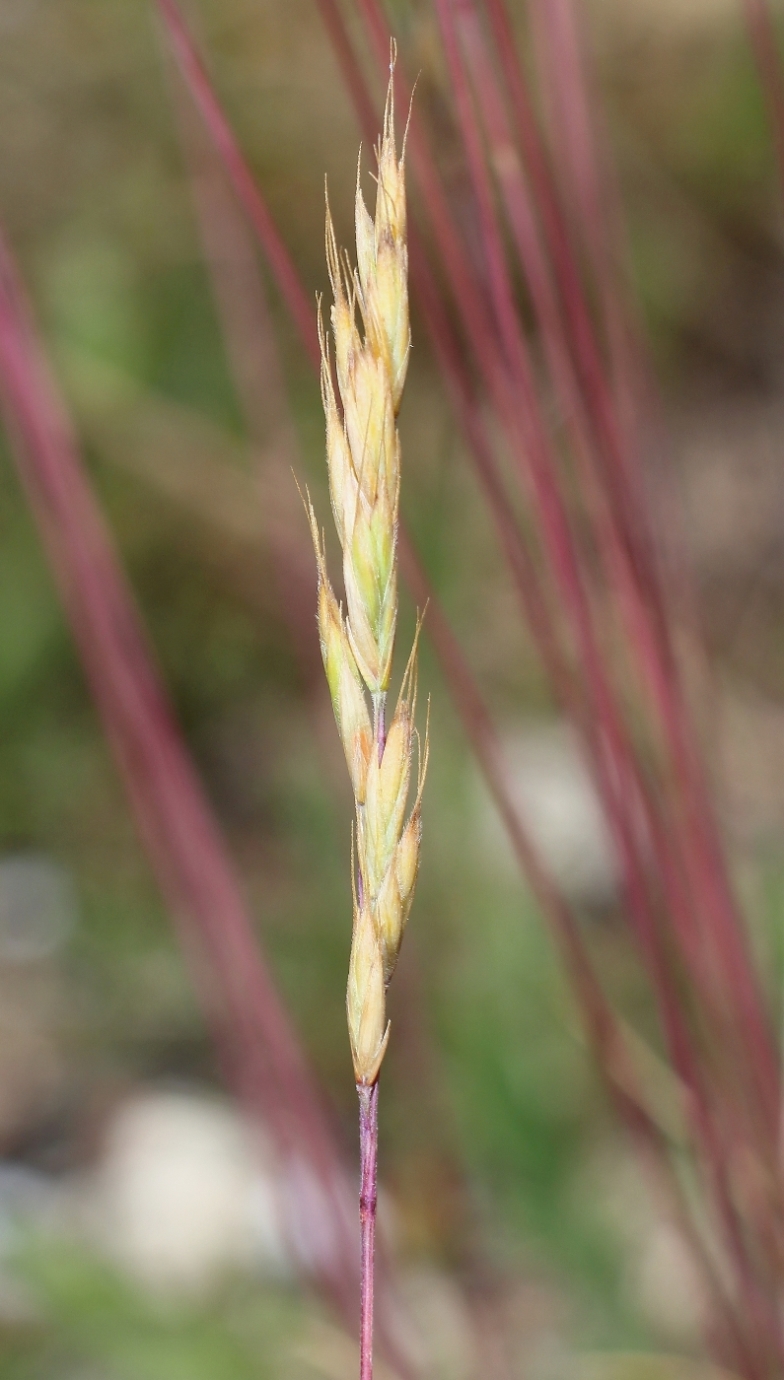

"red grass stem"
[156, 0, 319, 369]
[358, 1081, 379, 1380]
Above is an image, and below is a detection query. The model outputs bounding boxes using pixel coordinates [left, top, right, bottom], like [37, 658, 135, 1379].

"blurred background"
[1, 0, 784, 1376]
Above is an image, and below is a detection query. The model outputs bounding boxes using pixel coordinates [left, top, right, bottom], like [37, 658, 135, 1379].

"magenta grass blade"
[314, 0, 380, 137]
[0, 223, 363, 1326]
[423, 0, 776, 1132]
[400, 535, 764, 1377]
[451, 0, 678, 747]
[421, 0, 685, 987]
[490, 0, 780, 1129]
[455, 0, 780, 1136]
[455, 0, 650, 560]
[527, 0, 606, 288]
[169, 77, 322, 693]
[156, 0, 319, 371]
[526, 0, 639, 419]
[478, 0, 646, 514]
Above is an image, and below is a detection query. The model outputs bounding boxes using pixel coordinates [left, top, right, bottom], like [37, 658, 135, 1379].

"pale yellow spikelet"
[319, 309, 355, 551]
[361, 695, 413, 897]
[320, 586, 374, 805]
[373, 866, 402, 985]
[347, 894, 390, 1086]
[374, 682, 429, 981]
[341, 347, 392, 507]
[326, 221, 399, 695]
[311, 60, 426, 1087]
[325, 198, 359, 403]
[395, 806, 421, 912]
[356, 63, 410, 412]
[355, 155, 376, 310]
[306, 502, 373, 803]
[343, 500, 397, 695]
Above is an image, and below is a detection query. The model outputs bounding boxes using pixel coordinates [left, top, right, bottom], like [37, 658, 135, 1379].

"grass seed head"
[313, 63, 425, 1086]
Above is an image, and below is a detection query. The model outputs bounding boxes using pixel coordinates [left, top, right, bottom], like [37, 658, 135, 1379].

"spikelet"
[307, 503, 373, 804]
[355, 70, 410, 410]
[309, 58, 427, 1086]
[347, 858, 390, 1087]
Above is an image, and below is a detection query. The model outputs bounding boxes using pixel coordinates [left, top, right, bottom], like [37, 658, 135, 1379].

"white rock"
[631, 1220, 708, 1342]
[89, 1089, 291, 1293]
[0, 854, 76, 964]
[477, 721, 618, 906]
[400, 1266, 476, 1380]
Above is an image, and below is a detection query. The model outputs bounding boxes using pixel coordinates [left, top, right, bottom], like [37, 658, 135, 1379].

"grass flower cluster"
[307, 70, 427, 1091]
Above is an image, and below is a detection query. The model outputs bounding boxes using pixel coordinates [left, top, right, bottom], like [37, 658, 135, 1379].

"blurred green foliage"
[4, 1237, 305, 1380]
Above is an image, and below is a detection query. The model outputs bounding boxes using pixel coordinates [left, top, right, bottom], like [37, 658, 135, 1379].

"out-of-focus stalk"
[743, 0, 784, 212]
[0, 222, 361, 1329]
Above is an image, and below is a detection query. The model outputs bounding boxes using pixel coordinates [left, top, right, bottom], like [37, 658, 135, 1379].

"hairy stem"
[358, 1080, 379, 1380]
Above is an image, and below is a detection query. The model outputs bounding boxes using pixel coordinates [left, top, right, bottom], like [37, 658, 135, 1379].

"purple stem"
[358, 1080, 380, 1380]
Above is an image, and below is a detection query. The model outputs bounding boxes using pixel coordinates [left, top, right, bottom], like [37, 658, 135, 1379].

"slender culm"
[307, 57, 427, 1379]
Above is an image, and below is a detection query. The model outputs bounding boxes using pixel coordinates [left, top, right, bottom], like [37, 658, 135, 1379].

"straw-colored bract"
[308, 62, 427, 1089]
